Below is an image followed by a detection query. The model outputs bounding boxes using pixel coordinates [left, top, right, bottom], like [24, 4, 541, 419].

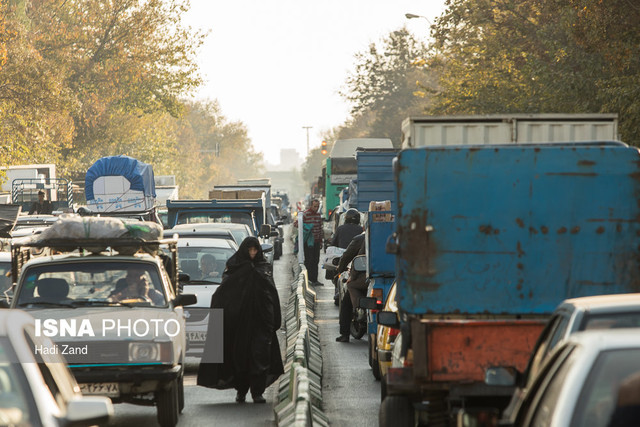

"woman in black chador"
[197, 237, 284, 403]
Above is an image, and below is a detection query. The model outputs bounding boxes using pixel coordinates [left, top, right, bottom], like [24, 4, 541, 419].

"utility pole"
[302, 126, 313, 156]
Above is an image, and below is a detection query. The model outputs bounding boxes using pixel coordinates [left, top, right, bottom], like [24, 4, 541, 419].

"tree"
[427, 0, 640, 144]
[340, 28, 432, 146]
[174, 100, 264, 198]
[26, 0, 205, 177]
[0, 1, 73, 168]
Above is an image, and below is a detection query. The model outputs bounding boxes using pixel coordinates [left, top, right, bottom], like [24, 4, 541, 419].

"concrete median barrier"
[275, 265, 329, 427]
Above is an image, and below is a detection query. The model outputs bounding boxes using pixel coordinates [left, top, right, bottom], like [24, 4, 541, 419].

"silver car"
[0, 309, 113, 427]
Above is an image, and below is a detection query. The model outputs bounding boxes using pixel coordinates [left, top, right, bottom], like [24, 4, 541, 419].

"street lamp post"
[405, 13, 433, 25]
[302, 126, 312, 156]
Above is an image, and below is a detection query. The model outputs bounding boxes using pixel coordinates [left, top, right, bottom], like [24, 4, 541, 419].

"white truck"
[401, 114, 619, 148]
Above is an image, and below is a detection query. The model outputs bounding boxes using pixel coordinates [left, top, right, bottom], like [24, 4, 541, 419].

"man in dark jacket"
[330, 209, 363, 249]
[335, 232, 366, 342]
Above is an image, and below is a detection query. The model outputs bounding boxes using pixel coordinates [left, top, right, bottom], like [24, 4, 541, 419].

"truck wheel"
[178, 372, 184, 413]
[156, 379, 179, 427]
[379, 396, 414, 427]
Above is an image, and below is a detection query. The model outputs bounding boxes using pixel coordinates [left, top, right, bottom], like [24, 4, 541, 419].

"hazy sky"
[183, 0, 447, 165]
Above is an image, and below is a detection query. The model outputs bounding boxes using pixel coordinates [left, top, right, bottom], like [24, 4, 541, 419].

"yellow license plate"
[80, 382, 120, 397]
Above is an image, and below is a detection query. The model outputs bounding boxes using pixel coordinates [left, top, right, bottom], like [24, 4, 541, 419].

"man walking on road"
[297, 199, 323, 286]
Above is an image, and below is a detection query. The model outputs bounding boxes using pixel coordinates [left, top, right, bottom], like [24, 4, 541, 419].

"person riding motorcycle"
[330, 209, 363, 249]
[335, 231, 366, 342]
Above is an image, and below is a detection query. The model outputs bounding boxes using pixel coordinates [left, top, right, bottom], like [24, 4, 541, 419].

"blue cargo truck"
[355, 149, 398, 212]
[379, 142, 640, 426]
[364, 210, 396, 380]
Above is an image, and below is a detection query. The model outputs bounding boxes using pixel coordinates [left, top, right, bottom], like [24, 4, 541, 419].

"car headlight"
[128, 343, 161, 362]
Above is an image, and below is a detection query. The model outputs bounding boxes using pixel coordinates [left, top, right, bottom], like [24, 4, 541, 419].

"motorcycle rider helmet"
[344, 208, 361, 225]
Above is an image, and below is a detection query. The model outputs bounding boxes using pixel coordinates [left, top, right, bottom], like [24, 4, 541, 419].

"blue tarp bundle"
[85, 156, 156, 201]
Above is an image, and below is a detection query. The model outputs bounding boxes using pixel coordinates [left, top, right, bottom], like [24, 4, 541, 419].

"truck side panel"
[395, 145, 640, 315]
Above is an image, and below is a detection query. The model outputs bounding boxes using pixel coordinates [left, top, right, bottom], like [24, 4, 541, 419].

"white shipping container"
[402, 114, 619, 148]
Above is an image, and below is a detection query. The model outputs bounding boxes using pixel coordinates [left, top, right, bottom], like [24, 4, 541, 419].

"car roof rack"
[11, 237, 179, 291]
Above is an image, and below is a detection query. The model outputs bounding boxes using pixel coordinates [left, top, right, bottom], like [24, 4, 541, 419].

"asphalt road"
[109, 235, 296, 427]
[109, 227, 380, 426]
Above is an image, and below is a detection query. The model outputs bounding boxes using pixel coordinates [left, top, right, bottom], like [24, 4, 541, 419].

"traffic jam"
[2, 117, 640, 427]
[3, 0, 640, 424]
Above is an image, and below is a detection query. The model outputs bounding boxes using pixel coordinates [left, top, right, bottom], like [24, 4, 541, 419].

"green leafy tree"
[340, 28, 432, 146]
[427, 0, 640, 144]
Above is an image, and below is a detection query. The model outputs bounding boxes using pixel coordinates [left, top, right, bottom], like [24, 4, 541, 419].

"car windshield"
[178, 246, 235, 284]
[572, 348, 640, 427]
[15, 261, 167, 307]
[582, 312, 640, 330]
[0, 339, 32, 426]
[176, 212, 254, 231]
[229, 229, 250, 244]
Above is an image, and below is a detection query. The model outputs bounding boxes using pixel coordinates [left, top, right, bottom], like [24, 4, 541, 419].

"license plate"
[187, 331, 207, 342]
[80, 382, 120, 397]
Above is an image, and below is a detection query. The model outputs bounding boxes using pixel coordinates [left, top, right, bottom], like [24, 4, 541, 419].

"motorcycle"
[337, 254, 368, 340]
[322, 246, 345, 305]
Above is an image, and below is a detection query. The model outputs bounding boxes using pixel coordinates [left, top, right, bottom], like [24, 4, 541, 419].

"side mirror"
[485, 366, 520, 387]
[352, 255, 366, 272]
[178, 272, 190, 283]
[377, 311, 400, 329]
[359, 296, 382, 310]
[63, 396, 113, 427]
[261, 243, 274, 253]
[385, 233, 398, 254]
[173, 293, 197, 307]
[260, 224, 272, 238]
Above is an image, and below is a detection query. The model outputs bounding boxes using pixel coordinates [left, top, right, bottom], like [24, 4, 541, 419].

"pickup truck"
[379, 142, 640, 426]
[166, 197, 278, 263]
[9, 218, 197, 427]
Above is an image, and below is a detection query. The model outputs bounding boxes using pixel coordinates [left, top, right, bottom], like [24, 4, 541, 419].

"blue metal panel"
[367, 211, 396, 277]
[356, 150, 398, 212]
[395, 144, 640, 315]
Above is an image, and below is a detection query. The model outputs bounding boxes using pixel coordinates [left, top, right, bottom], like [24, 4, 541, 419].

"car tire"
[372, 349, 381, 381]
[156, 378, 179, 427]
[379, 396, 414, 427]
[380, 374, 387, 402]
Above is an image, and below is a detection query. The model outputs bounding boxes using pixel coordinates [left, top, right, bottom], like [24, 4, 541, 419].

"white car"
[501, 293, 640, 423]
[0, 309, 113, 427]
[10, 239, 195, 427]
[173, 236, 237, 357]
[501, 328, 640, 427]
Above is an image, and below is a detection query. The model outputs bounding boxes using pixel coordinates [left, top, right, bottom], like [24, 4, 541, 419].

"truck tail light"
[405, 349, 414, 367]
